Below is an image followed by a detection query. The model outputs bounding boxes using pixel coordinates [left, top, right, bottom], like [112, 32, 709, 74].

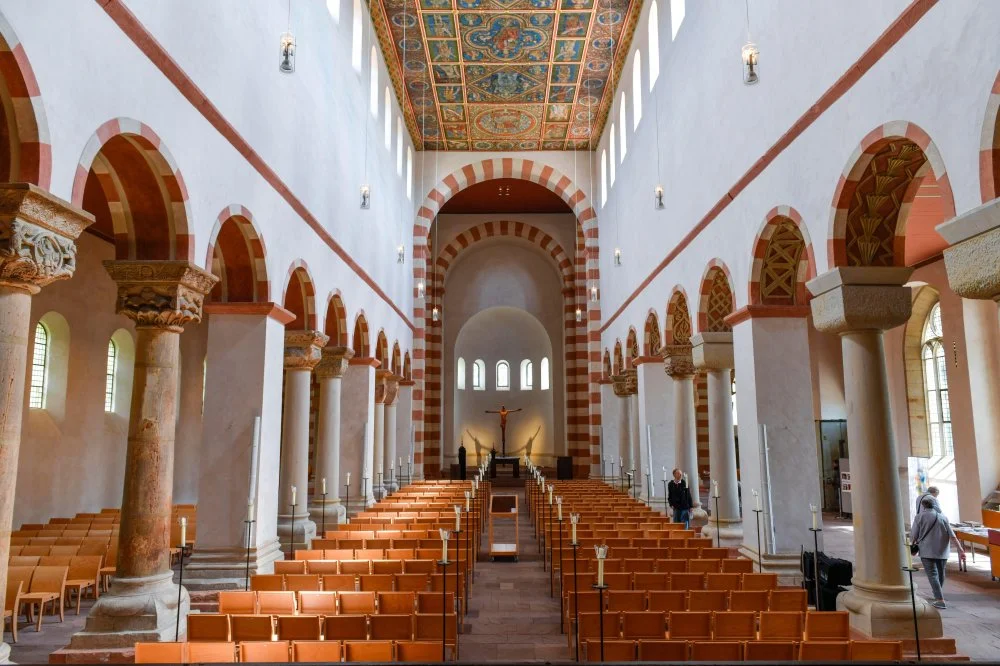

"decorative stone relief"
[760, 219, 805, 304]
[611, 374, 631, 398]
[284, 330, 329, 370]
[315, 345, 355, 379]
[384, 375, 401, 406]
[104, 260, 218, 329]
[662, 343, 696, 379]
[374, 369, 390, 404]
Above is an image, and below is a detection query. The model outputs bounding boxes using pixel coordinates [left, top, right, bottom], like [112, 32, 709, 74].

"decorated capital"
[0, 184, 93, 294]
[284, 330, 329, 370]
[374, 368, 391, 404]
[104, 260, 218, 330]
[315, 345, 355, 379]
[384, 374, 401, 405]
[662, 343, 696, 379]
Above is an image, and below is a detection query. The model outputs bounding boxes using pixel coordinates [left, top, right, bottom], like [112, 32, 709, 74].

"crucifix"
[485, 405, 522, 457]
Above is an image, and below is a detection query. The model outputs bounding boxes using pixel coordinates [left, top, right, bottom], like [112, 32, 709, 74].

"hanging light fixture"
[614, 247, 622, 267]
[360, 184, 371, 209]
[742, 0, 759, 85]
[397, 244, 405, 264]
[575, 308, 583, 323]
[653, 185, 665, 210]
[278, 0, 295, 73]
[416, 280, 425, 298]
[432, 306, 439, 322]
[590, 284, 599, 303]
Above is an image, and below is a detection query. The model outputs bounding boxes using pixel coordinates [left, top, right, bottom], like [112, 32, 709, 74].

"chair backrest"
[744, 640, 797, 661]
[297, 590, 337, 615]
[578, 611, 622, 639]
[4, 580, 23, 614]
[416, 591, 455, 614]
[585, 639, 636, 662]
[699, 547, 729, 560]
[370, 613, 413, 640]
[850, 640, 904, 661]
[633, 572, 669, 591]
[729, 589, 770, 612]
[274, 560, 306, 574]
[239, 640, 290, 663]
[284, 574, 321, 592]
[48, 546, 80, 557]
[257, 590, 297, 615]
[229, 614, 274, 642]
[339, 559, 372, 575]
[648, 590, 687, 612]
[705, 573, 742, 591]
[604, 571, 631, 590]
[804, 610, 850, 640]
[688, 558, 721, 574]
[218, 590, 257, 615]
[276, 614, 323, 641]
[688, 589, 729, 611]
[250, 573, 284, 591]
[321, 574, 357, 592]
[622, 611, 666, 638]
[691, 640, 742, 661]
[338, 591, 376, 614]
[637, 639, 688, 661]
[29, 565, 67, 593]
[359, 574, 394, 592]
[722, 557, 754, 574]
[291, 640, 341, 663]
[742, 572, 778, 591]
[186, 613, 231, 641]
[394, 573, 430, 592]
[413, 612, 457, 642]
[713, 610, 756, 639]
[608, 590, 646, 611]
[395, 641, 442, 663]
[322, 549, 355, 560]
[759, 610, 805, 640]
[799, 640, 851, 661]
[669, 572, 705, 591]
[8, 556, 39, 567]
[378, 591, 415, 614]
[67, 555, 102, 581]
[402, 559, 436, 574]
[39, 555, 73, 566]
[344, 640, 393, 663]
[668, 611, 712, 639]
[354, 549, 385, 560]
[769, 588, 807, 611]
[323, 613, 368, 640]
[134, 641, 186, 663]
[20, 546, 50, 556]
[656, 559, 687, 573]
[372, 560, 404, 575]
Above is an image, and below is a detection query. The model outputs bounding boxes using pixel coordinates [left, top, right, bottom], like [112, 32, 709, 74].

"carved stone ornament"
[284, 330, 329, 370]
[0, 183, 93, 293]
[662, 343, 696, 379]
[374, 369, 390, 404]
[315, 345, 355, 379]
[611, 374, 631, 398]
[384, 375, 401, 405]
[104, 260, 219, 330]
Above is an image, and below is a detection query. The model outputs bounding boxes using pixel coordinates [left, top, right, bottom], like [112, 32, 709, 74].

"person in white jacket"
[910, 496, 966, 609]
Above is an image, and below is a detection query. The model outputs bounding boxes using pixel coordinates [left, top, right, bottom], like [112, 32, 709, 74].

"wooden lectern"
[489, 494, 518, 561]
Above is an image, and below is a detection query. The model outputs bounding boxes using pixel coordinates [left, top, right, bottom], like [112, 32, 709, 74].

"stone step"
[901, 636, 968, 661]
[48, 647, 134, 664]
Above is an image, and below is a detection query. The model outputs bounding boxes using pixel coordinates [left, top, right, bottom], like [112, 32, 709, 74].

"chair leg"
[35, 603, 43, 632]
[59, 596, 65, 622]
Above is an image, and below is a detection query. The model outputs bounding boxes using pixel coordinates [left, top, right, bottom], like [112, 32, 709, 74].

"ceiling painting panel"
[370, 0, 641, 151]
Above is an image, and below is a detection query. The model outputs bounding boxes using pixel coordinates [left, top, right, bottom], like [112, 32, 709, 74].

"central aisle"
[463, 487, 570, 662]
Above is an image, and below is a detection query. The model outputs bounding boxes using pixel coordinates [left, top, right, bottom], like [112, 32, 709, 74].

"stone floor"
[6, 503, 1000, 662]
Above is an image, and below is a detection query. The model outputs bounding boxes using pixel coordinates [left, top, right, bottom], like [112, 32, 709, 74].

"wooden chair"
[378, 591, 415, 614]
[321, 573, 357, 591]
[608, 590, 645, 611]
[670, 573, 705, 591]
[624, 558, 655, 573]
[64, 556, 102, 613]
[691, 640, 742, 661]
[291, 639, 341, 662]
[671, 547, 701, 560]
[759, 611, 804, 640]
[699, 547, 729, 560]
[722, 558, 754, 574]
[187, 613, 231, 641]
[229, 612, 273, 643]
[276, 614, 322, 641]
[324, 614, 368, 640]
[585, 639, 636, 662]
[578, 611, 622, 641]
[338, 591, 376, 615]
[20, 546, 50, 557]
[257, 591, 296, 615]
[273, 560, 306, 574]
[804, 610, 850, 640]
[633, 572, 669, 591]
[744, 640, 798, 661]
[344, 640, 393, 663]
[637, 639, 688, 661]
[284, 574, 321, 592]
[99, 544, 118, 592]
[8, 556, 39, 567]
[48, 546, 80, 557]
[20, 565, 68, 629]
[688, 590, 728, 612]
[713, 610, 756, 639]
[304, 560, 339, 575]
[218, 591, 256, 615]
[239, 640, 290, 663]
[3, 580, 23, 643]
[372, 560, 404, 575]
[413, 612, 457, 647]
[648, 590, 687, 612]
[564, 592, 601, 636]
[249, 574, 284, 591]
[297, 591, 337, 616]
[686, 538, 713, 549]
[850, 640, 903, 661]
[370, 613, 413, 640]
[622, 611, 666, 638]
[321, 549, 355, 561]
[730, 589, 770, 613]
[395, 640, 443, 663]
[705, 573, 742, 591]
[657, 559, 688, 573]
[402, 559, 436, 574]
[742, 572, 778, 591]
[666, 611, 712, 639]
[134, 641, 186, 663]
[354, 549, 385, 560]
[799, 640, 851, 661]
[416, 591, 454, 614]
[769, 588, 807, 611]
[338, 560, 372, 575]
[359, 574, 394, 592]
[394, 573, 430, 592]
[688, 558, 721, 574]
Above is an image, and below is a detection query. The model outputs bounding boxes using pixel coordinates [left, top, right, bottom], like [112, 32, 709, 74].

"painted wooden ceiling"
[370, 0, 642, 151]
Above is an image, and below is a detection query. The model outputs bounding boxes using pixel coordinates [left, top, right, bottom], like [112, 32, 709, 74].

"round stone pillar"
[663, 344, 706, 523]
[0, 185, 91, 663]
[373, 369, 389, 495]
[692, 332, 741, 546]
[311, 345, 354, 528]
[809, 266, 941, 638]
[73, 260, 218, 648]
[277, 330, 327, 554]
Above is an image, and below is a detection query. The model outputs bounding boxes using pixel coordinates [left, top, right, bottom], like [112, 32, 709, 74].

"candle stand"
[571, 542, 580, 661]
[407, 461, 412, 487]
[376, 471, 383, 501]
[437, 558, 449, 662]
[548, 500, 554, 592]
[289, 502, 297, 558]
[592, 583, 608, 662]
[464, 507, 471, 609]
[344, 482, 351, 524]
[752, 508, 764, 572]
[243, 517, 255, 590]
[903, 565, 922, 661]
[663, 479, 669, 518]
[808, 527, 822, 610]
[557, 517, 564, 624]
[362, 476, 368, 510]
[712, 495, 721, 548]
[631, 469, 638, 500]
[453, 528, 462, 625]
[320, 490, 328, 537]
[174, 544, 188, 641]
[609, 461, 616, 487]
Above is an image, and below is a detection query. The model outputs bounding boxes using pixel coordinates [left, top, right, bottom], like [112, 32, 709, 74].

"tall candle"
[712, 480, 720, 499]
[809, 504, 818, 530]
[619, 456, 623, 469]
[682, 472, 688, 486]
[180, 516, 187, 547]
[398, 457, 402, 469]
[454, 506, 461, 532]
[291, 485, 297, 506]
[662, 466, 667, 482]
[556, 496, 563, 521]
[547, 485, 554, 504]
[570, 514, 578, 544]
[465, 491, 471, 511]
[440, 530, 449, 563]
[346, 472, 351, 486]
[752, 489, 760, 511]
[322, 477, 327, 495]
[247, 498, 255, 523]
[904, 533, 913, 568]
[597, 558, 604, 586]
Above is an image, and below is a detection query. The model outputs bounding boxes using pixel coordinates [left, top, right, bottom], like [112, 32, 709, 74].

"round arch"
[205, 205, 269, 303]
[697, 261, 736, 333]
[748, 206, 816, 306]
[352, 313, 371, 358]
[625, 327, 639, 369]
[0, 12, 51, 187]
[643, 310, 662, 356]
[665, 287, 692, 346]
[613, 339, 624, 375]
[324, 291, 348, 346]
[980, 71, 1000, 203]
[281, 260, 316, 330]
[375, 329, 389, 369]
[391, 342, 401, 376]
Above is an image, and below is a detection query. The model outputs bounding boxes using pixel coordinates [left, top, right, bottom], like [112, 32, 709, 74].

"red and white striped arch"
[0, 13, 50, 188]
[412, 158, 601, 477]
[697, 260, 736, 333]
[281, 259, 317, 330]
[748, 206, 816, 306]
[205, 205, 269, 303]
[980, 71, 1000, 203]
[324, 291, 349, 347]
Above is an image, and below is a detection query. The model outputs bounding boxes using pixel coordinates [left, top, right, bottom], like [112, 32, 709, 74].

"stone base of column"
[277, 515, 317, 554]
[838, 582, 943, 639]
[69, 572, 189, 648]
[688, 506, 709, 528]
[737, 546, 805, 586]
[182, 539, 284, 590]
[309, 500, 348, 537]
[701, 518, 744, 548]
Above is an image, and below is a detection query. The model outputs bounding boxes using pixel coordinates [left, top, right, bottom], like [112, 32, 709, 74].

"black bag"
[910, 542, 920, 556]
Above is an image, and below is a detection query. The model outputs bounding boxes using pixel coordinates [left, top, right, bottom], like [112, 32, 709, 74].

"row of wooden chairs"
[558, 556, 754, 575]
[292, 547, 466, 562]
[4, 566, 70, 638]
[188, 612, 457, 644]
[9, 542, 109, 559]
[559, 571, 782, 594]
[583, 638, 903, 662]
[250, 572, 466, 597]
[136, 639, 448, 663]
[8, 535, 115, 547]
[276, 558, 446, 575]
[218, 590, 453, 617]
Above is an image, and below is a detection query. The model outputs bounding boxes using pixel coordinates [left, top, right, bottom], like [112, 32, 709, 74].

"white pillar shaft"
[617, 396, 630, 473]
[315, 375, 343, 504]
[279, 368, 312, 520]
[629, 393, 641, 477]
[674, 375, 700, 510]
[707, 368, 740, 521]
[373, 402, 386, 489]
[385, 402, 398, 486]
[962, 298, 1000, 512]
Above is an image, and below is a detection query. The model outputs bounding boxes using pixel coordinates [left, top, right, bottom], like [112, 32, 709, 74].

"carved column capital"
[691, 332, 734, 371]
[284, 330, 328, 370]
[807, 267, 913, 334]
[937, 199, 1000, 302]
[104, 260, 219, 331]
[0, 184, 93, 294]
[384, 375, 401, 406]
[662, 343, 695, 379]
[611, 371, 637, 397]
[315, 345, 354, 379]
[374, 369, 391, 404]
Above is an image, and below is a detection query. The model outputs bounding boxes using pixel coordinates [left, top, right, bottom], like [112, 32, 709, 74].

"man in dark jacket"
[667, 468, 693, 527]
[458, 441, 467, 480]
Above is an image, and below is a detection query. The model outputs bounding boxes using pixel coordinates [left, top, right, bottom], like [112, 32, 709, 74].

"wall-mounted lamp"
[653, 185, 665, 210]
[416, 280, 425, 298]
[590, 285, 598, 302]
[432, 306, 439, 322]
[397, 245, 405, 264]
[279, 32, 296, 73]
[575, 308, 583, 323]
[613, 247, 622, 267]
[360, 185, 371, 209]
[742, 42, 760, 85]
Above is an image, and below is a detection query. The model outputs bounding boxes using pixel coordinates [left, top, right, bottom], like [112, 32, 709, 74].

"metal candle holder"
[752, 508, 764, 572]
[592, 584, 608, 662]
[557, 515, 564, 626]
[571, 541, 580, 661]
[663, 478, 669, 517]
[712, 494, 722, 548]
[174, 544, 188, 641]
[376, 471, 383, 501]
[344, 482, 351, 524]
[243, 518, 256, 590]
[808, 527, 822, 610]
[289, 502, 297, 557]
[548, 498, 554, 593]
[362, 476, 368, 509]
[320, 491, 328, 537]
[902, 565, 922, 661]
[437, 557, 449, 661]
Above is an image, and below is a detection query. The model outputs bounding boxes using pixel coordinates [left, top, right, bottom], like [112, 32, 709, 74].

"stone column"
[0, 185, 91, 663]
[691, 333, 742, 546]
[277, 330, 328, 554]
[73, 260, 218, 648]
[372, 369, 388, 496]
[938, 199, 1000, 514]
[310, 345, 354, 531]
[384, 375, 400, 491]
[185, 303, 293, 590]
[342, 358, 377, 510]
[395, 379, 415, 484]
[809, 266, 941, 638]
[662, 344, 707, 523]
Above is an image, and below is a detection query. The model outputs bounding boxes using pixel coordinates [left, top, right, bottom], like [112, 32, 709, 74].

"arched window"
[922, 303, 953, 456]
[369, 47, 379, 116]
[496, 360, 510, 391]
[648, 1, 660, 89]
[632, 54, 642, 128]
[351, 0, 362, 71]
[326, 0, 340, 23]
[600, 150, 608, 206]
[396, 117, 403, 175]
[619, 94, 627, 160]
[105, 340, 118, 412]
[520, 359, 533, 390]
[540, 357, 550, 391]
[609, 129, 617, 185]
[406, 147, 413, 199]
[670, 0, 685, 40]
[473, 359, 486, 391]
[384, 87, 392, 148]
[457, 357, 466, 391]
[29, 322, 49, 409]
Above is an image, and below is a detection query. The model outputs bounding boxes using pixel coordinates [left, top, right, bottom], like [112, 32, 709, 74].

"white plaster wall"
[453, 307, 555, 468]
[441, 242, 566, 468]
